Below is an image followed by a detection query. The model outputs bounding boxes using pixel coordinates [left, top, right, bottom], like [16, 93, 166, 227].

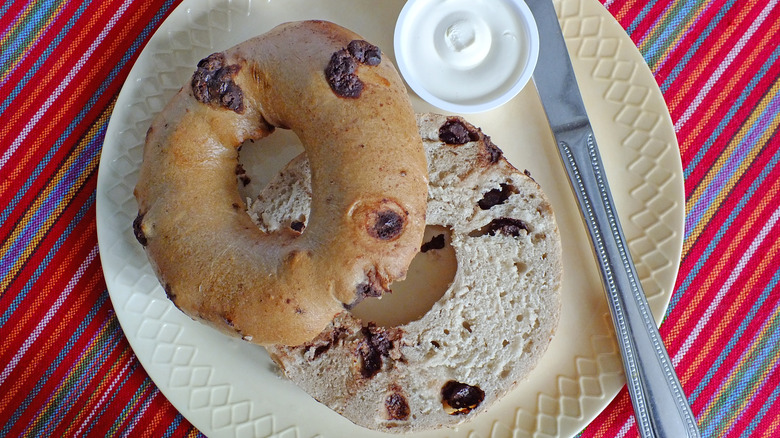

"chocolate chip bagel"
[133, 21, 428, 346]
[253, 114, 563, 431]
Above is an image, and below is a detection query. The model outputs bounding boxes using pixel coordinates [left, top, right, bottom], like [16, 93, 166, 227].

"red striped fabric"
[580, 1, 780, 437]
[1, 0, 778, 437]
[1, 1, 199, 436]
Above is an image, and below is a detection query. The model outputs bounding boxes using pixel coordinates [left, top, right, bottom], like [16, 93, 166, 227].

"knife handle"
[558, 127, 700, 438]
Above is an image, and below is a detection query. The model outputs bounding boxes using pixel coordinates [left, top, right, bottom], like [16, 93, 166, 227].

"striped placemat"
[582, 1, 780, 437]
[1, 0, 778, 437]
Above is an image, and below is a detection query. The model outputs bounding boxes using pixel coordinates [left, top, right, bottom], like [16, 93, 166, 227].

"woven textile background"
[1, 0, 778, 437]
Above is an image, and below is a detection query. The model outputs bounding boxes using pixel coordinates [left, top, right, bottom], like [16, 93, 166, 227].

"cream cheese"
[394, 0, 539, 113]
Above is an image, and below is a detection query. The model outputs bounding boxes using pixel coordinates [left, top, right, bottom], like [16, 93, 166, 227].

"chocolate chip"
[290, 221, 305, 232]
[357, 280, 384, 299]
[358, 324, 394, 378]
[220, 82, 244, 112]
[346, 269, 388, 309]
[348, 40, 381, 66]
[486, 218, 529, 237]
[480, 135, 503, 164]
[197, 52, 224, 71]
[307, 327, 348, 360]
[361, 351, 382, 378]
[133, 213, 147, 246]
[312, 343, 331, 359]
[235, 164, 251, 186]
[477, 183, 517, 210]
[441, 381, 485, 415]
[325, 49, 363, 98]
[439, 118, 479, 145]
[386, 392, 410, 420]
[192, 56, 221, 103]
[478, 189, 504, 210]
[468, 217, 530, 238]
[191, 52, 244, 113]
[325, 49, 356, 78]
[420, 234, 446, 252]
[370, 210, 404, 240]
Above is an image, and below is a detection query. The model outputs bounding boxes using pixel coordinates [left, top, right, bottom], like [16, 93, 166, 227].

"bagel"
[133, 21, 428, 346]
[255, 113, 562, 432]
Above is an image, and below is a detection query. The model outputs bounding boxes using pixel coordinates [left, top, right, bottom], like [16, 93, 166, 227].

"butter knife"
[526, 1, 700, 436]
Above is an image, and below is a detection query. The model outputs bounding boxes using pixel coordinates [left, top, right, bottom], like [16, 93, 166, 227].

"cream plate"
[96, 0, 684, 436]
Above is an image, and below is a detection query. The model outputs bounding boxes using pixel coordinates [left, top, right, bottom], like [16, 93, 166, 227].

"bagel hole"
[350, 225, 456, 327]
[236, 129, 304, 202]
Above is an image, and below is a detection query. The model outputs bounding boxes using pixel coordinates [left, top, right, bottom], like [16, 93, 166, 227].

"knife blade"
[526, 1, 700, 437]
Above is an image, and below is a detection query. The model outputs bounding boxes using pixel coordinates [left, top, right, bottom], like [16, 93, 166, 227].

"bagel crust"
[257, 114, 563, 432]
[133, 21, 428, 346]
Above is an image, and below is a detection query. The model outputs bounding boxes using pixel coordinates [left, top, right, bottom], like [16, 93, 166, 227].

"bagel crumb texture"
[257, 113, 562, 432]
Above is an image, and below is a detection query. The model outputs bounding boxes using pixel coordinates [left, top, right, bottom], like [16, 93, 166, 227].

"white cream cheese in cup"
[394, 0, 539, 113]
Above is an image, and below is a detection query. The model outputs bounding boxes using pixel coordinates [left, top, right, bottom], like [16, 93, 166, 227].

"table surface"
[1, 1, 778, 437]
